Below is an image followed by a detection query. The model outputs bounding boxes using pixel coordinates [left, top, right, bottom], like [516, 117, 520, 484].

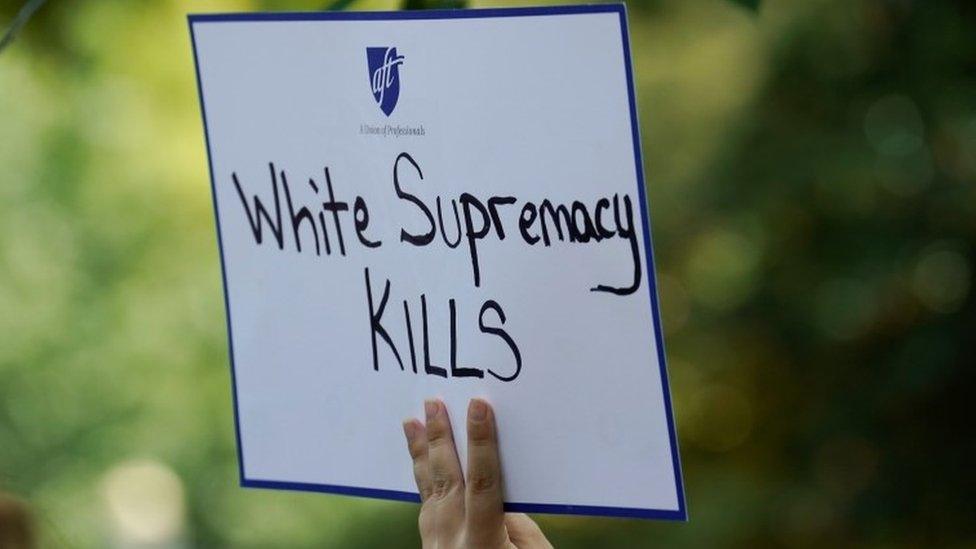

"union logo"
[366, 47, 404, 116]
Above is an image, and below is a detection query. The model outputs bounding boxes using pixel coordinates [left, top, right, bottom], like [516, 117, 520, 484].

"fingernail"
[403, 420, 417, 440]
[469, 399, 488, 421]
[424, 399, 439, 421]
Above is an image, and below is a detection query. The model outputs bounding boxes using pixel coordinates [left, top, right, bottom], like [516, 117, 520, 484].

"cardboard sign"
[189, 5, 685, 520]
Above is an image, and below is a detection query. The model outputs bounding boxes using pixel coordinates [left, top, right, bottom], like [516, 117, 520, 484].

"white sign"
[190, 4, 685, 520]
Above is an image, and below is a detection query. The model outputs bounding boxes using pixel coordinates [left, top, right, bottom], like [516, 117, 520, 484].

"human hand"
[402, 398, 553, 549]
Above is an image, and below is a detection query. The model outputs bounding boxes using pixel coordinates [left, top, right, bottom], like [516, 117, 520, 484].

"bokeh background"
[2, 0, 974, 546]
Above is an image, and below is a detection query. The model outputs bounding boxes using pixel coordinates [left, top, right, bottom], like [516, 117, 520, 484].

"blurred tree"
[0, 0, 974, 547]
[728, 0, 759, 11]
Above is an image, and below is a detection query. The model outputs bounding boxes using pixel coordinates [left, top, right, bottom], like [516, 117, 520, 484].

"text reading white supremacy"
[230, 151, 644, 383]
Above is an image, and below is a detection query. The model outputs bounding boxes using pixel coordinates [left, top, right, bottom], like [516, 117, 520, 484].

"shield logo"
[366, 47, 404, 116]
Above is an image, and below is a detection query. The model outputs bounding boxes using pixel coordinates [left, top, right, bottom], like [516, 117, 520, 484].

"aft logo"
[366, 47, 404, 116]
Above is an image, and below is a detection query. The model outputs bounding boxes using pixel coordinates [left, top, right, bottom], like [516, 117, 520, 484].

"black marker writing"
[230, 151, 647, 385]
[363, 267, 521, 382]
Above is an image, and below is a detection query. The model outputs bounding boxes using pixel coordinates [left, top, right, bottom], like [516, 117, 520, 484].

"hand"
[402, 398, 553, 549]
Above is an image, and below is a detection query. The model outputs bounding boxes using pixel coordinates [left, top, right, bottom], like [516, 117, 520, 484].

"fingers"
[505, 513, 553, 549]
[406, 399, 526, 549]
[464, 398, 506, 546]
[402, 419, 432, 501]
[424, 398, 466, 534]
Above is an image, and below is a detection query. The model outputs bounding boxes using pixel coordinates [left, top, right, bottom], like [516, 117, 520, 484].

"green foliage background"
[1, 0, 974, 546]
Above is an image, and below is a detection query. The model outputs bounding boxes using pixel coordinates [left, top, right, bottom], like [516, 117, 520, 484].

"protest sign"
[190, 4, 685, 519]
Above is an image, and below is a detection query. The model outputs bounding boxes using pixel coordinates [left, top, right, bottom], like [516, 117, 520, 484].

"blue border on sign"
[188, 3, 687, 522]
